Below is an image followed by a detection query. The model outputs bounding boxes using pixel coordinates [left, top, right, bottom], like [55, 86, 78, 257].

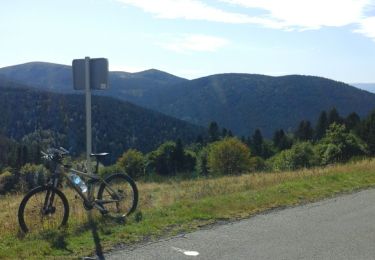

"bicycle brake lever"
[59, 147, 69, 154]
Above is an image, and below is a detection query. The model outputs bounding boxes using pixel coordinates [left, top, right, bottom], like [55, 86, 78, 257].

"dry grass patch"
[0, 159, 374, 258]
[137, 159, 373, 211]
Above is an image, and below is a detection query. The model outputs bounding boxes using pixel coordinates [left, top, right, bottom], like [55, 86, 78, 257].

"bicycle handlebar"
[41, 147, 70, 161]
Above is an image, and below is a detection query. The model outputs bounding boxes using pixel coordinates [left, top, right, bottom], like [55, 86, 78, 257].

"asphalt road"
[105, 189, 375, 260]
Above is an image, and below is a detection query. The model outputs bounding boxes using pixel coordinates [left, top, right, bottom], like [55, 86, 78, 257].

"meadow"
[1, 159, 375, 258]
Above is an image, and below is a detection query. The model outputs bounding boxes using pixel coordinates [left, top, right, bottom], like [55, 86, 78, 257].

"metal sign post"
[72, 57, 109, 198]
[84, 57, 92, 179]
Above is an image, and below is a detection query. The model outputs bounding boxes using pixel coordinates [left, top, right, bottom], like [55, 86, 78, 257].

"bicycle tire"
[97, 173, 138, 217]
[18, 186, 69, 233]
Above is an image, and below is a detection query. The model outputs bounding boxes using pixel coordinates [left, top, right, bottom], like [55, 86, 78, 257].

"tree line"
[1, 107, 375, 194]
[101, 107, 375, 180]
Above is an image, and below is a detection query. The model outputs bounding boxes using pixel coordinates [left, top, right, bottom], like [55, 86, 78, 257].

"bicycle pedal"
[96, 204, 108, 215]
[100, 209, 109, 215]
[93, 202, 108, 214]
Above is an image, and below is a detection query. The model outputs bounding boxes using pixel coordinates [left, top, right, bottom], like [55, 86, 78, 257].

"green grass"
[1, 159, 375, 258]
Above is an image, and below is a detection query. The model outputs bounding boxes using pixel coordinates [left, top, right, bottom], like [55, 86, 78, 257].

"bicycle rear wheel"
[18, 186, 69, 233]
[97, 173, 138, 218]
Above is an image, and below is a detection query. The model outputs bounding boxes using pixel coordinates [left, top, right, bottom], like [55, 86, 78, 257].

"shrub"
[248, 156, 266, 172]
[147, 141, 196, 176]
[268, 142, 317, 171]
[99, 164, 124, 177]
[316, 123, 368, 165]
[19, 164, 48, 191]
[183, 150, 197, 173]
[147, 142, 176, 176]
[0, 170, 14, 194]
[207, 137, 251, 175]
[117, 149, 145, 179]
[195, 148, 209, 176]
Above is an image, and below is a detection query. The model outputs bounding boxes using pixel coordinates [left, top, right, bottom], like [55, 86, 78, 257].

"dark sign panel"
[72, 58, 109, 90]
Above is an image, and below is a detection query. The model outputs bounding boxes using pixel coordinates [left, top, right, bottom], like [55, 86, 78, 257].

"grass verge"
[1, 159, 375, 258]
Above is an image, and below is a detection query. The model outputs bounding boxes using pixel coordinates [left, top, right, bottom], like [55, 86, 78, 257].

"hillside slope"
[155, 74, 375, 136]
[2, 63, 375, 136]
[0, 78, 204, 162]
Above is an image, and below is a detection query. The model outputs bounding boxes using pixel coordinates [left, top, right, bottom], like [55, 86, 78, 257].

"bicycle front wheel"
[18, 186, 69, 233]
[97, 173, 138, 218]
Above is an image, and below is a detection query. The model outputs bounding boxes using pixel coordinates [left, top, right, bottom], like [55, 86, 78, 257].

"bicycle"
[18, 147, 138, 233]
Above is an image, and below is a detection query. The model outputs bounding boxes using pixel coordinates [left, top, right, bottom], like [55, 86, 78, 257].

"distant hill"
[0, 62, 187, 91]
[153, 74, 375, 136]
[0, 62, 72, 92]
[352, 83, 375, 94]
[2, 62, 375, 136]
[0, 79, 204, 163]
[0, 62, 188, 109]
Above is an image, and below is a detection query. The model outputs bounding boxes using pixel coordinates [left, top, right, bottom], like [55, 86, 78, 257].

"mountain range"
[0, 76, 204, 162]
[1, 62, 375, 137]
[352, 83, 375, 94]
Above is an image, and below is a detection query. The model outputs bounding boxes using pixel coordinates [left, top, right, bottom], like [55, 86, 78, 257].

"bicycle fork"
[42, 188, 56, 215]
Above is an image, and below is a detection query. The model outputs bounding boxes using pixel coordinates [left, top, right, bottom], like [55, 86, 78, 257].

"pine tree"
[345, 112, 360, 131]
[273, 129, 291, 151]
[246, 136, 252, 147]
[358, 111, 375, 154]
[315, 111, 328, 140]
[173, 138, 184, 172]
[252, 129, 263, 156]
[295, 120, 314, 141]
[328, 107, 342, 126]
[221, 128, 228, 138]
[273, 129, 283, 148]
[208, 121, 220, 142]
[20, 145, 29, 167]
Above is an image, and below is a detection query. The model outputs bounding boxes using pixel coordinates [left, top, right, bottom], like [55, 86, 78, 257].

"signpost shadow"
[88, 212, 105, 260]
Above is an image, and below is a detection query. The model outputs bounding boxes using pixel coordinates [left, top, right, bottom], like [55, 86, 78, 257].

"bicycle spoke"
[97, 174, 138, 218]
[19, 187, 69, 233]
[25, 192, 60, 231]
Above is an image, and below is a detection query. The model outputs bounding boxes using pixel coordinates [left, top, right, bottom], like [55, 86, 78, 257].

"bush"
[147, 142, 176, 176]
[99, 164, 124, 177]
[183, 150, 197, 173]
[19, 164, 48, 191]
[268, 142, 317, 171]
[316, 123, 368, 165]
[117, 149, 145, 179]
[207, 137, 251, 175]
[147, 141, 196, 176]
[248, 156, 266, 172]
[0, 170, 15, 194]
[195, 148, 209, 176]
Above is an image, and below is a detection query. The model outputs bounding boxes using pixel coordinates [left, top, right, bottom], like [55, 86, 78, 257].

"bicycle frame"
[49, 163, 123, 211]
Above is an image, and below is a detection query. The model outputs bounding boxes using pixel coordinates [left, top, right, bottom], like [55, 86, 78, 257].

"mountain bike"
[18, 147, 138, 233]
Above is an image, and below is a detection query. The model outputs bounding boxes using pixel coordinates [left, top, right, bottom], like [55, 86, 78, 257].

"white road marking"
[172, 246, 200, 256]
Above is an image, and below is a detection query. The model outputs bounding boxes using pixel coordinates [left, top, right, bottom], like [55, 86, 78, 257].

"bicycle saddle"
[90, 153, 109, 158]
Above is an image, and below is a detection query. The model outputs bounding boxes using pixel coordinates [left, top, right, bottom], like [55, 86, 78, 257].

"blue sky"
[1, 0, 375, 83]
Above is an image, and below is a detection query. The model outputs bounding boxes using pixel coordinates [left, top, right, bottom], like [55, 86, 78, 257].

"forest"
[1, 106, 375, 194]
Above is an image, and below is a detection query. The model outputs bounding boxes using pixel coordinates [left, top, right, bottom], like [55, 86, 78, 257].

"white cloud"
[221, 0, 373, 30]
[117, 0, 375, 41]
[159, 34, 229, 53]
[355, 16, 375, 42]
[116, 0, 282, 27]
